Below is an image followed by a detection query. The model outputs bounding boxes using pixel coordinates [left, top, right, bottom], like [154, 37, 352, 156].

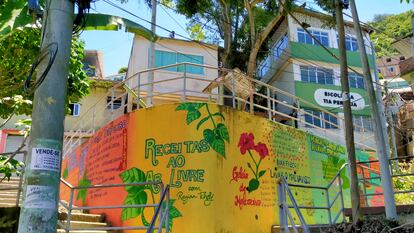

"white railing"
[63, 62, 376, 158]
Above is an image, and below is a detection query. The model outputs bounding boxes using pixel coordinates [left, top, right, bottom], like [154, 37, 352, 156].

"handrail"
[278, 163, 348, 231]
[147, 185, 170, 233]
[0, 151, 27, 206]
[58, 179, 169, 233]
[63, 62, 376, 160]
[278, 177, 310, 233]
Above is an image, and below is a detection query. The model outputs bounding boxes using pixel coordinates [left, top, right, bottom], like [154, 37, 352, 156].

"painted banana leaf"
[83, 14, 157, 42]
[0, 0, 157, 42]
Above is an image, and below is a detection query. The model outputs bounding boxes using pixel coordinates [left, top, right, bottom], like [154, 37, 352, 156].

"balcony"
[256, 34, 289, 82]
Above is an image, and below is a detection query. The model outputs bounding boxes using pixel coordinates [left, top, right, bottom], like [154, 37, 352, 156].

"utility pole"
[18, 0, 74, 232]
[147, 0, 157, 106]
[349, 0, 397, 219]
[384, 82, 399, 170]
[334, 0, 362, 223]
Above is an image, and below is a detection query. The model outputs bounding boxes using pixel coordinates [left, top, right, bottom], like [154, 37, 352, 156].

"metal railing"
[58, 179, 170, 233]
[357, 156, 414, 205]
[63, 62, 376, 158]
[277, 164, 348, 232]
[0, 151, 27, 207]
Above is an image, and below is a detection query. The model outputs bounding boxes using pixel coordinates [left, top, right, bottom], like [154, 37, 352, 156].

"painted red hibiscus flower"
[237, 133, 255, 154]
[254, 143, 269, 159]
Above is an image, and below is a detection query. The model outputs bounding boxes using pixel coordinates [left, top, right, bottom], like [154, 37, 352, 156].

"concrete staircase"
[0, 178, 116, 233]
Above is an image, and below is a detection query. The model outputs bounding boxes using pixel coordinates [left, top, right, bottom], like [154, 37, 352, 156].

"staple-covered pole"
[18, 0, 74, 232]
[349, 0, 397, 219]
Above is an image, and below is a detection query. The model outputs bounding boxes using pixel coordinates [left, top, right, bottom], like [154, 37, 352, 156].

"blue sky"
[80, 0, 413, 76]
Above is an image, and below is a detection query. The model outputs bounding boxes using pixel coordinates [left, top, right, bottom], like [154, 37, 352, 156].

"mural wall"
[61, 103, 382, 232]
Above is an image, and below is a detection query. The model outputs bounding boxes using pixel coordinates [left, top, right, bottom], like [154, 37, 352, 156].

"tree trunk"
[219, 0, 232, 68]
[246, 13, 283, 78]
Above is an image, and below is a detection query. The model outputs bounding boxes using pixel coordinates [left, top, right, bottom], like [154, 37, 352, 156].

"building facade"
[256, 8, 376, 150]
[0, 50, 121, 157]
[126, 36, 219, 105]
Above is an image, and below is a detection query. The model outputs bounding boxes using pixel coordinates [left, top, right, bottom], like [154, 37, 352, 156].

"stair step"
[60, 220, 109, 229]
[0, 202, 20, 207]
[57, 230, 109, 233]
[59, 212, 105, 223]
[272, 224, 332, 233]
[0, 197, 22, 203]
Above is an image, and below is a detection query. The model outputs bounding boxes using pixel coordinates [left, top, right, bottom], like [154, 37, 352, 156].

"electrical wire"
[24, 42, 58, 94]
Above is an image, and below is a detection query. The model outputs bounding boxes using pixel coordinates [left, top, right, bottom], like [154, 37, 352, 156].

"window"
[386, 58, 391, 62]
[377, 69, 381, 74]
[304, 110, 338, 129]
[337, 35, 358, 51]
[106, 96, 122, 110]
[388, 67, 395, 73]
[353, 115, 373, 132]
[297, 29, 329, 47]
[69, 103, 80, 116]
[83, 62, 96, 77]
[300, 66, 334, 85]
[348, 73, 365, 89]
[400, 56, 405, 61]
[388, 80, 409, 89]
[154, 50, 204, 75]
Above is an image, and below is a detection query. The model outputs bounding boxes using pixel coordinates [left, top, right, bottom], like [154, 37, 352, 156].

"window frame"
[69, 103, 80, 117]
[153, 49, 205, 75]
[304, 110, 338, 129]
[300, 65, 334, 85]
[352, 115, 373, 132]
[348, 72, 365, 89]
[297, 28, 330, 47]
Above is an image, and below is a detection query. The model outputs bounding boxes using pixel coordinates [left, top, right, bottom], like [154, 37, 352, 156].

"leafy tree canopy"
[369, 10, 414, 58]
[0, 27, 89, 119]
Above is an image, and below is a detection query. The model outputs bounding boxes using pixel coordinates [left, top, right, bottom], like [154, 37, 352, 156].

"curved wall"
[61, 103, 380, 232]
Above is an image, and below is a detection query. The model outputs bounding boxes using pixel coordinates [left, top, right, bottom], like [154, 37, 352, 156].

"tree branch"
[246, 12, 283, 77]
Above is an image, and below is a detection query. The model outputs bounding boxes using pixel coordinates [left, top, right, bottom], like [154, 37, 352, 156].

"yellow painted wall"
[61, 103, 380, 232]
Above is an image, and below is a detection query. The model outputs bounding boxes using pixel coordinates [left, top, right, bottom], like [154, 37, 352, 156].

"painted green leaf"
[84, 14, 158, 42]
[186, 110, 201, 125]
[196, 115, 210, 130]
[247, 178, 260, 193]
[203, 129, 225, 158]
[211, 112, 225, 120]
[76, 171, 91, 205]
[141, 210, 150, 226]
[121, 190, 148, 221]
[162, 199, 182, 230]
[340, 169, 350, 189]
[175, 102, 205, 111]
[62, 167, 68, 179]
[119, 167, 147, 193]
[258, 170, 266, 178]
[215, 123, 229, 143]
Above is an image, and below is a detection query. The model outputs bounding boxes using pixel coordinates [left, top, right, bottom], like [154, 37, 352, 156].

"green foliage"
[118, 67, 128, 74]
[393, 163, 414, 205]
[176, 102, 229, 158]
[187, 23, 205, 41]
[369, 10, 414, 57]
[0, 28, 89, 119]
[0, 0, 32, 38]
[0, 155, 24, 182]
